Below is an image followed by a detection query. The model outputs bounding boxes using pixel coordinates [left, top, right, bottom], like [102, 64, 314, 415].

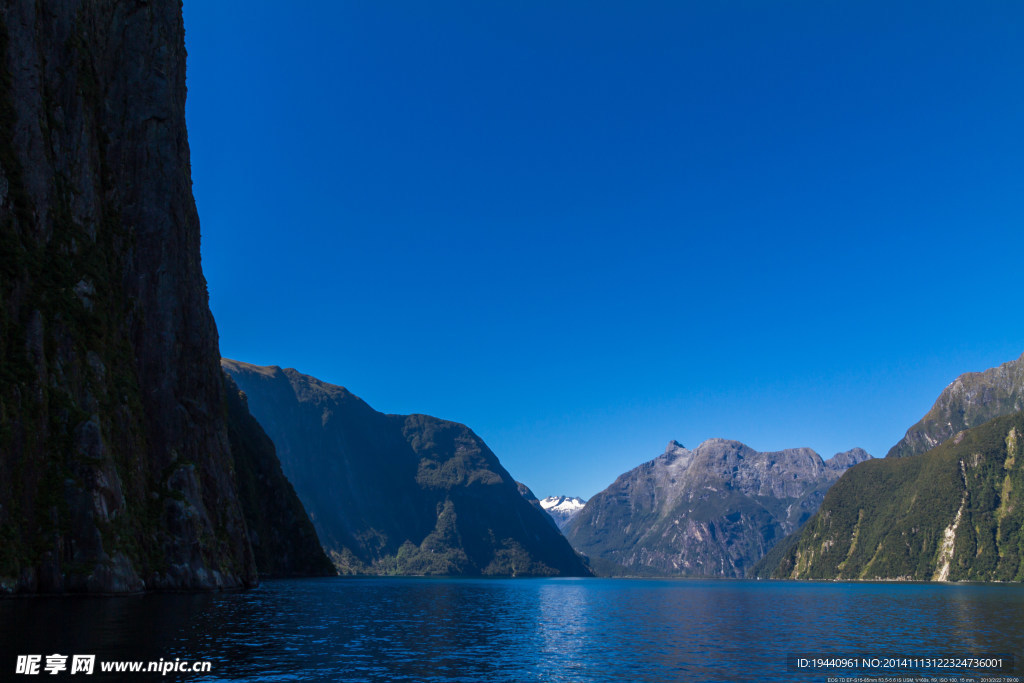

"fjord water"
[2, 579, 1022, 682]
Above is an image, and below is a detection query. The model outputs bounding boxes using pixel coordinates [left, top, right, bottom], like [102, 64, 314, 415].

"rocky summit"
[222, 359, 590, 577]
[888, 352, 1024, 458]
[564, 439, 869, 577]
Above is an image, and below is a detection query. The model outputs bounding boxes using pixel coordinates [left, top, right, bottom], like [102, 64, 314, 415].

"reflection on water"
[1, 579, 1022, 681]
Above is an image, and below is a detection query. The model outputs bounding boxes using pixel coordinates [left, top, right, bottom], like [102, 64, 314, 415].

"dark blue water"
[2, 578, 1022, 682]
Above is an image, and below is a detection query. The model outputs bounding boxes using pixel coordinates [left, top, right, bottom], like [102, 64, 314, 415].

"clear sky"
[182, 1, 1024, 500]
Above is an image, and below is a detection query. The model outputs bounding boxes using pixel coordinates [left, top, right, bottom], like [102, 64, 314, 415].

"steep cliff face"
[564, 440, 869, 577]
[775, 412, 1024, 581]
[224, 375, 335, 578]
[888, 353, 1024, 458]
[223, 360, 590, 577]
[0, 2, 310, 593]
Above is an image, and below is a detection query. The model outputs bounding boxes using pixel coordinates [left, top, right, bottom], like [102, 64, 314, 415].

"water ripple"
[2, 578, 1022, 681]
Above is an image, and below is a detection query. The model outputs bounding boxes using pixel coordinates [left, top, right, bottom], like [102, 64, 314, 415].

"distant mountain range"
[223, 360, 589, 577]
[564, 440, 869, 577]
[539, 496, 587, 529]
[767, 354, 1024, 581]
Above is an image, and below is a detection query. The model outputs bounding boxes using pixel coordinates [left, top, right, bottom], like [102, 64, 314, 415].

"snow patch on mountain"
[540, 496, 587, 529]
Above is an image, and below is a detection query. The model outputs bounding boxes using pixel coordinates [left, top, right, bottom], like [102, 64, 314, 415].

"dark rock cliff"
[224, 375, 334, 578]
[564, 439, 869, 577]
[516, 481, 560, 532]
[223, 359, 590, 577]
[0, 1, 326, 592]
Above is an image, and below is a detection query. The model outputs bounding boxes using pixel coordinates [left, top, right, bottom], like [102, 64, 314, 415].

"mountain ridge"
[223, 359, 590, 577]
[888, 352, 1024, 458]
[564, 439, 869, 577]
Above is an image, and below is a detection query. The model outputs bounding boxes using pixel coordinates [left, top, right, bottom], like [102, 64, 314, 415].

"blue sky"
[183, 1, 1024, 499]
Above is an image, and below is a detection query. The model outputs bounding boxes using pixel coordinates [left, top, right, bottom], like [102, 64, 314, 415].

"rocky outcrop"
[888, 352, 1024, 458]
[774, 411, 1024, 581]
[0, 2, 325, 593]
[564, 439, 869, 577]
[223, 359, 590, 577]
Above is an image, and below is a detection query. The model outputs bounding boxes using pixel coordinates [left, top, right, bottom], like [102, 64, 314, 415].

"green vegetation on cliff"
[774, 412, 1024, 581]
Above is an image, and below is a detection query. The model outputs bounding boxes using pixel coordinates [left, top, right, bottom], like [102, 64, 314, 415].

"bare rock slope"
[888, 352, 1024, 458]
[564, 440, 869, 577]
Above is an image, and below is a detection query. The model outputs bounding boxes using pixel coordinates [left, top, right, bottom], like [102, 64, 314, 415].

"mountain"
[516, 482, 560, 531]
[224, 376, 336, 578]
[888, 352, 1024, 458]
[564, 440, 870, 577]
[772, 411, 1024, 581]
[0, 1, 329, 593]
[539, 496, 587, 530]
[222, 360, 590, 577]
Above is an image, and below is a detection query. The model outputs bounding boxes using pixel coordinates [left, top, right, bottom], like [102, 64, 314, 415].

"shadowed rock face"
[564, 439, 869, 577]
[888, 352, 1024, 458]
[0, 1, 326, 592]
[516, 482, 560, 531]
[223, 359, 590, 577]
[224, 375, 335, 579]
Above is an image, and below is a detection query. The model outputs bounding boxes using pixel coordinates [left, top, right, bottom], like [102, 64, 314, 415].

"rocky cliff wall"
[0, 1, 310, 593]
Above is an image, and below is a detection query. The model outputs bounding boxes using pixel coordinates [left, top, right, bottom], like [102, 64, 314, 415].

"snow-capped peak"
[540, 496, 586, 514]
[539, 496, 587, 530]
